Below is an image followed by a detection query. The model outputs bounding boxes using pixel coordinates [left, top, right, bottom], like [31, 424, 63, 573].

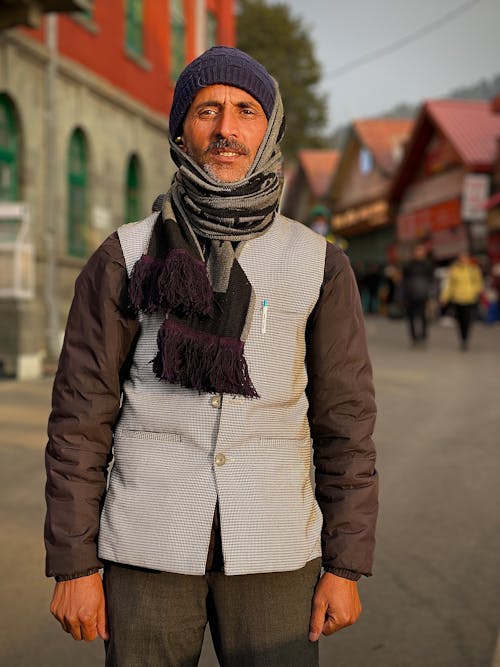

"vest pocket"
[116, 429, 182, 443]
[260, 436, 310, 448]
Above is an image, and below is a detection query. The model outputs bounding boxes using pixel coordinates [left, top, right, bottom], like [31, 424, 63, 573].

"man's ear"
[175, 136, 186, 150]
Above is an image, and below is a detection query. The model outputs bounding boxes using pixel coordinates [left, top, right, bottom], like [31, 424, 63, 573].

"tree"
[236, 0, 329, 161]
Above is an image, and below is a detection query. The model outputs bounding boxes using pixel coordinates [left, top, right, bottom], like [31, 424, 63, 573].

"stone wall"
[0, 30, 175, 377]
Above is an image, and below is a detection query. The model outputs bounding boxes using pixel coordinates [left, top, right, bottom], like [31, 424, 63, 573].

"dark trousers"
[454, 303, 476, 344]
[104, 558, 321, 667]
[406, 299, 428, 343]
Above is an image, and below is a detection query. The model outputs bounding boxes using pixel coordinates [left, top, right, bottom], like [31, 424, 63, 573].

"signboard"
[332, 200, 388, 232]
[461, 173, 490, 221]
[397, 199, 461, 241]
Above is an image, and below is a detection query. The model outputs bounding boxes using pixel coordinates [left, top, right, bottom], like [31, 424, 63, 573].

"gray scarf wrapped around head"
[167, 79, 285, 290]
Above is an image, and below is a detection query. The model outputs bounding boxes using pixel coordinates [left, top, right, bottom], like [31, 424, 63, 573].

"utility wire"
[324, 0, 481, 79]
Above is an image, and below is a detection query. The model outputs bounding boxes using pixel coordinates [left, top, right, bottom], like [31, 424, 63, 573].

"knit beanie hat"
[169, 46, 276, 139]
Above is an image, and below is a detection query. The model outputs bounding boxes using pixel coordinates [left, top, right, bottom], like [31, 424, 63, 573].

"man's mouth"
[215, 150, 240, 157]
[208, 140, 249, 158]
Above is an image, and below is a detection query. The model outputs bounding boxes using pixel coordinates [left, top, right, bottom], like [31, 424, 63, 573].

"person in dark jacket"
[402, 243, 435, 345]
[45, 47, 378, 667]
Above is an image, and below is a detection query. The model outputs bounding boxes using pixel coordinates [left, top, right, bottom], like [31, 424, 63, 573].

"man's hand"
[50, 572, 109, 642]
[309, 572, 362, 642]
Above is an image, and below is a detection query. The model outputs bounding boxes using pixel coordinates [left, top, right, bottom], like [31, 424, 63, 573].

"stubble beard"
[186, 138, 251, 184]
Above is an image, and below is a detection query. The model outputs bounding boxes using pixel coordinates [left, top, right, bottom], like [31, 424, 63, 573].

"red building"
[391, 100, 500, 262]
[484, 96, 500, 283]
[22, 0, 235, 117]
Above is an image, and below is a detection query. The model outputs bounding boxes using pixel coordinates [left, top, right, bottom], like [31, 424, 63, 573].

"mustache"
[206, 138, 250, 156]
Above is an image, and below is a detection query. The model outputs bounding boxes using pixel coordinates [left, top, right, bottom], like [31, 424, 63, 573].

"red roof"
[391, 99, 500, 199]
[297, 149, 340, 198]
[353, 118, 414, 174]
[425, 99, 500, 170]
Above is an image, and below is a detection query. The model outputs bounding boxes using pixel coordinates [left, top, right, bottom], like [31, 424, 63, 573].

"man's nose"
[214, 108, 238, 138]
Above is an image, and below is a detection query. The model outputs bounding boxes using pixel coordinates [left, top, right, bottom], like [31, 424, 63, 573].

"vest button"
[211, 395, 221, 409]
[214, 453, 226, 467]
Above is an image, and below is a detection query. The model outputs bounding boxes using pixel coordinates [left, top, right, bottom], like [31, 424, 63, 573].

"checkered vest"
[98, 213, 326, 576]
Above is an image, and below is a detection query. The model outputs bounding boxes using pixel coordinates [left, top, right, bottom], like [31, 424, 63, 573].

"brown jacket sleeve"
[44, 233, 138, 579]
[306, 242, 378, 580]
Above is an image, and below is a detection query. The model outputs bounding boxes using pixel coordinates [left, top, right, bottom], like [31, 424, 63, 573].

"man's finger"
[309, 600, 326, 642]
[322, 616, 340, 636]
[66, 619, 83, 641]
[81, 615, 98, 642]
[97, 603, 109, 641]
[322, 605, 361, 636]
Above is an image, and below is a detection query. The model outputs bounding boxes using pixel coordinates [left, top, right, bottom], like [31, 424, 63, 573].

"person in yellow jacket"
[440, 252, 484, 350]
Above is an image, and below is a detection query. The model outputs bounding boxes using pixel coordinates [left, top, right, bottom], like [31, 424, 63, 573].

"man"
[402, 243, 435, 346]
[45, 47, 378, 666]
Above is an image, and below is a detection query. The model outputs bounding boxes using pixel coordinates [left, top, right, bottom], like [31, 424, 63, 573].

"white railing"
[0, 202, 34, 300]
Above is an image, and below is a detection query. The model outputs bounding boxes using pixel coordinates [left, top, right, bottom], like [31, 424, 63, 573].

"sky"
[279, 0, 500, 133]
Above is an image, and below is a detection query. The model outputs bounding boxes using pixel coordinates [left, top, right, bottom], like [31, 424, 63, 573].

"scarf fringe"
[153, 320, 259, 398]
[129, 250, 213, 317]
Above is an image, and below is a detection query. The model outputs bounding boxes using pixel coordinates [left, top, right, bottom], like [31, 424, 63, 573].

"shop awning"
[0, 0, 90, 30]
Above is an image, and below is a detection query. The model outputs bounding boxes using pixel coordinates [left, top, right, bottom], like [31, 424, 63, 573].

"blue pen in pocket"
[261, 299, 269, 334]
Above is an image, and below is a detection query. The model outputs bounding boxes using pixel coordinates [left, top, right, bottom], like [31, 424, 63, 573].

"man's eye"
[241, 108, 256, 116]
[198, 108, 217, 117]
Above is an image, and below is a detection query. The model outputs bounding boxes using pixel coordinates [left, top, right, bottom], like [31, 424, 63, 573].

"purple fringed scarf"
[128, 250, 213, 318]
[152, 320, 258, 397]
[127, 203, 261, 398]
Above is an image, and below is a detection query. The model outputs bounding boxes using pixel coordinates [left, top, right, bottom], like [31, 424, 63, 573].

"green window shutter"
[125, 155, 141, 223]
[206, 11, 217, 48]
[0, 94, 19, 202]
[67, 129, 88, 258]
[171, 0, 185, 81]
[84, 0, 94, 20]
[126, 0, 144, 56]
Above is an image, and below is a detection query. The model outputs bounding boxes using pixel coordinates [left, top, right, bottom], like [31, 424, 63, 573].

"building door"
[0, 94, 19, 203]
[67, 128, 88, 258]
[125, 154, 141, 223]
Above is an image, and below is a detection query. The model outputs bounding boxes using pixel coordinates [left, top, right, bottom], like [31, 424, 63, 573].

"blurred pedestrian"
[382, 263, 403, 319]
[440, 251, 484, 350]
[44, 47, 378, 666]
[402, 243, 435, 346]
[364, 263, 381, 314]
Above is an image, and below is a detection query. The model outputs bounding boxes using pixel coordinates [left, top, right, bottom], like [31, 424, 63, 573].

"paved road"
[1, 315, 499, 666]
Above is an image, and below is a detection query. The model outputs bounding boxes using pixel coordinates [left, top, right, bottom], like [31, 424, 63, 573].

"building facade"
[485, 96, 500, 285]
[391, 100, 500, 265]
[280, 149, 340, 225]
[328, 119, 413, 265]
[0, 0, 235, 378]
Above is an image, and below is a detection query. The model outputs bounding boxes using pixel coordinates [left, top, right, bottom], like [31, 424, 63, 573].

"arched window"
[0, 94, 20, 202]
[126, 0, 144, 56]
[125, 154, 142, 223]
[171, 0, 185, 80]
[67, 128, 88, 258]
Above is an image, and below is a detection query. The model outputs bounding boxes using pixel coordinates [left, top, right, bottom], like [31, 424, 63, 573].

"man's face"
[180, 84, 268, 183]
